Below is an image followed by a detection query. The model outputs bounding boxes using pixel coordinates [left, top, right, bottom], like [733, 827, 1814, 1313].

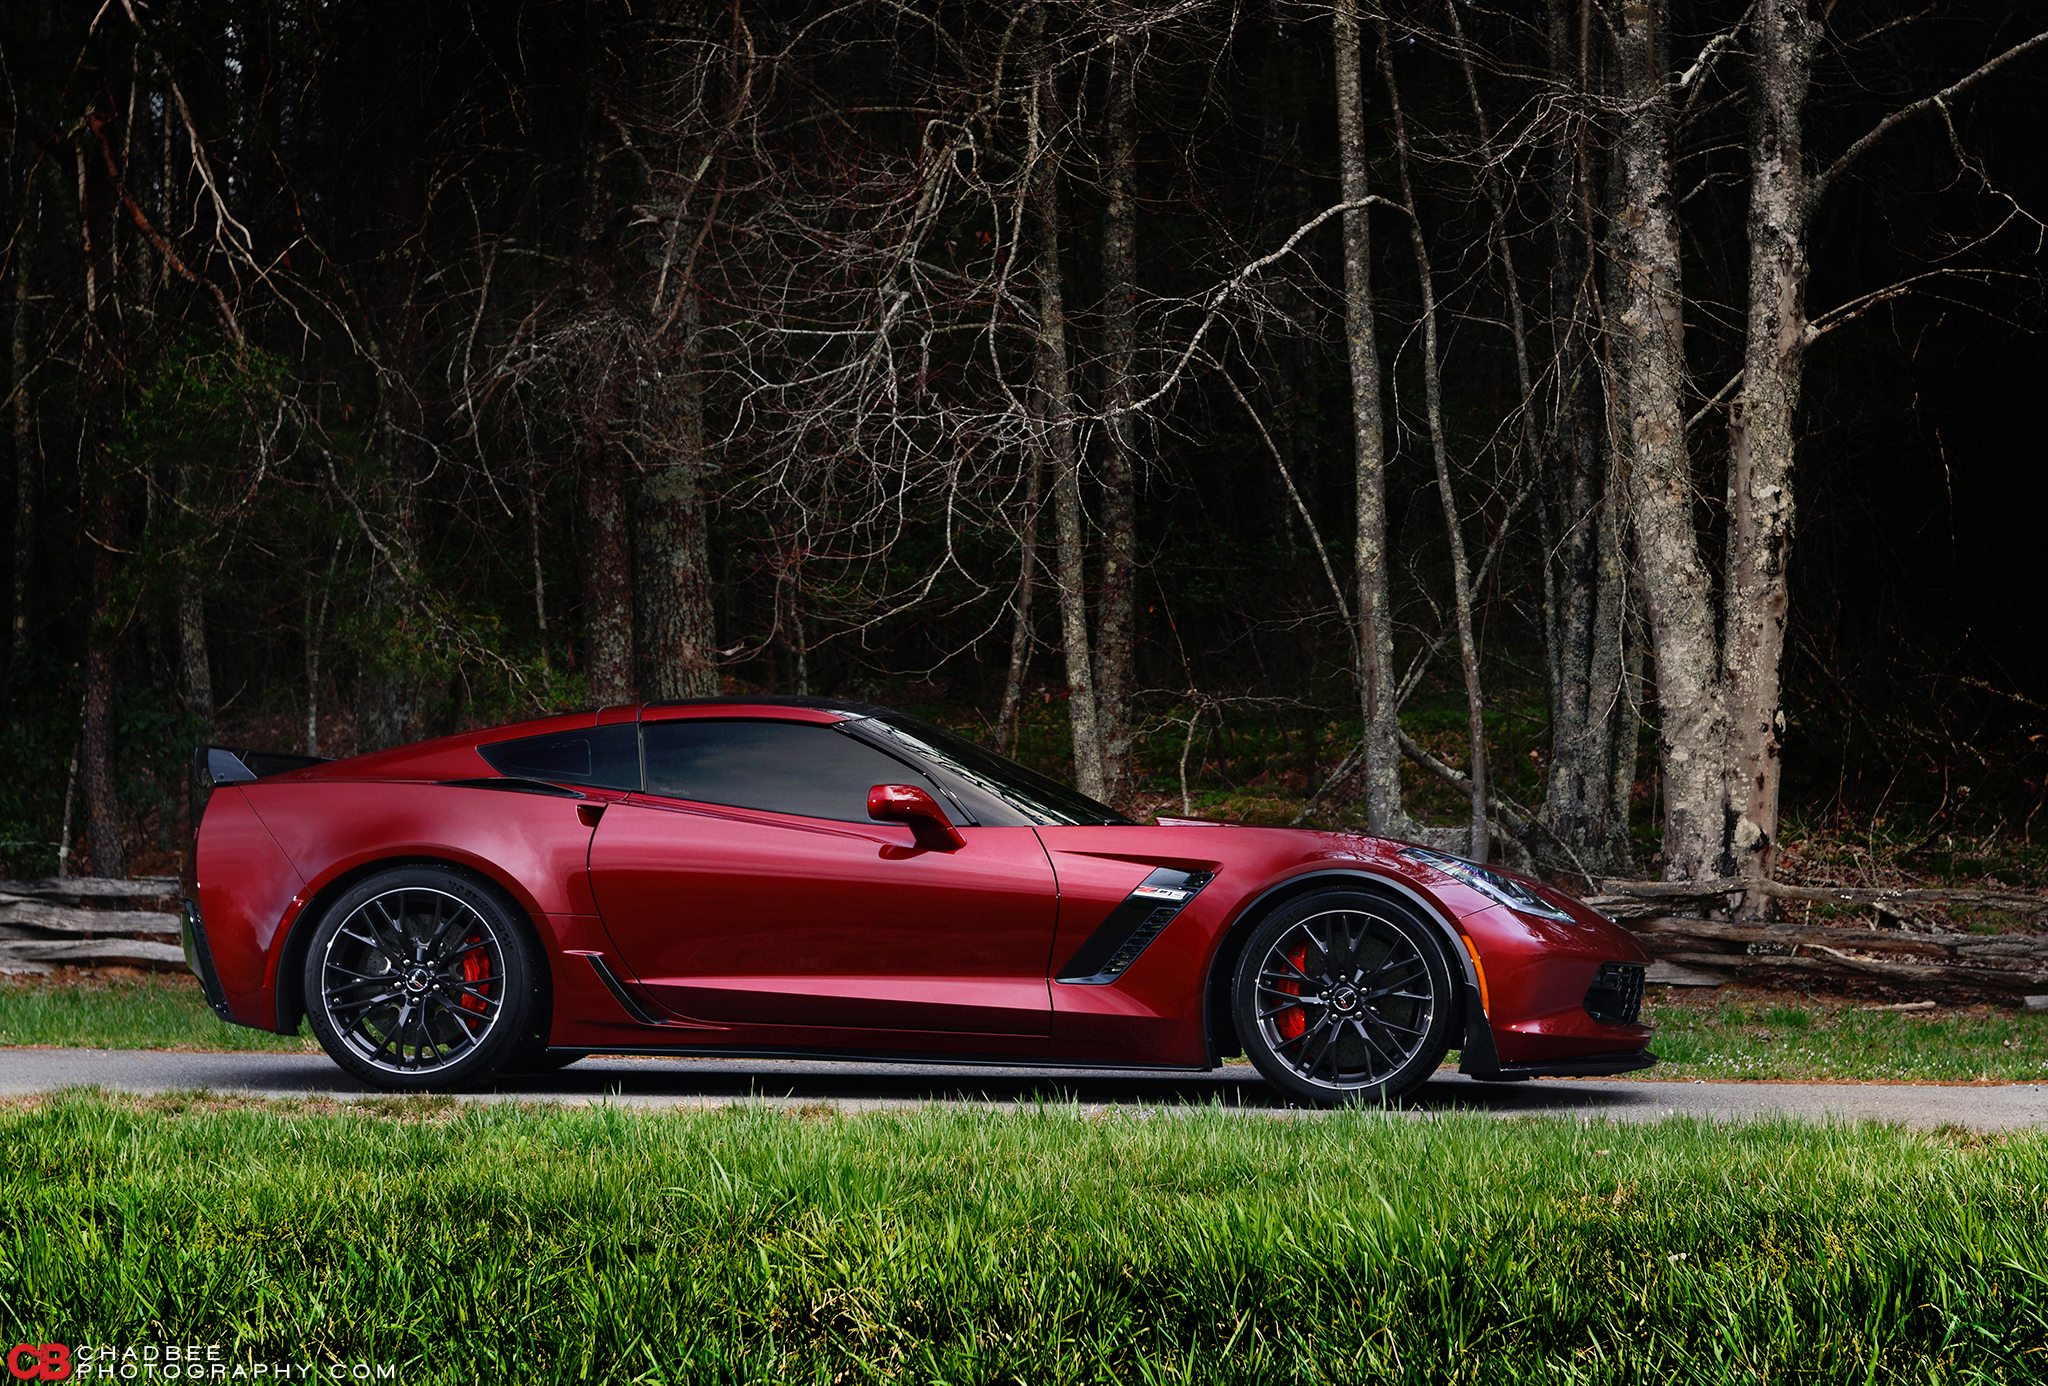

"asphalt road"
[2, 1048, 2044, 1127]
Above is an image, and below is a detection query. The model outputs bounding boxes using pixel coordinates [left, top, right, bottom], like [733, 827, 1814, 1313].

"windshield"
[849, 714, 1131, 827]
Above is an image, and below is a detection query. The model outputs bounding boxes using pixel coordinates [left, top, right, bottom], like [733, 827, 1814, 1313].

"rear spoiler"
[195, 745, 332, 787]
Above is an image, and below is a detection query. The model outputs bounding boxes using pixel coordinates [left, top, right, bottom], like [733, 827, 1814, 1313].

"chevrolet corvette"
[181, 697, 1654, 1102]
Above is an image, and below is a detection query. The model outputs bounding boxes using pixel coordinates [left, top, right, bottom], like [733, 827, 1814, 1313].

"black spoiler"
[195, 745, 332, 787]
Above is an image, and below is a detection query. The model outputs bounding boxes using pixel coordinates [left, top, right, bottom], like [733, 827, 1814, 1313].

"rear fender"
[237, 780, 606, 1032]
[190, 787, 306, 1029]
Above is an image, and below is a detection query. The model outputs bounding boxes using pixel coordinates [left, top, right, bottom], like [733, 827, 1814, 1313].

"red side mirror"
[867, 783, 965, 851]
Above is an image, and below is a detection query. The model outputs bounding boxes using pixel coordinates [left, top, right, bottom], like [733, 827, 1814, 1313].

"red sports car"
[181, 698, 1653, 1102]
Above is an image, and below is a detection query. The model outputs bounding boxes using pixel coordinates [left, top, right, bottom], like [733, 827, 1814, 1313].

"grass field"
[0, 974, 316, 1052]
[7, 973, 2048, 1081]
[3, 1093, 2045, 1383]
[1646, 991, 2048, 1081]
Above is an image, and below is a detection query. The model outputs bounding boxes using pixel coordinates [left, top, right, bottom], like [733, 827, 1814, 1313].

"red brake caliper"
[1274, 942, 1308, 1041]
[458, 934, 490, 1014]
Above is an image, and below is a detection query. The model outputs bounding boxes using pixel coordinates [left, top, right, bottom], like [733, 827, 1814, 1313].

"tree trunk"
[352, 404, 423, 752]
[1535, 0, 1633, 873]
[1378, 25, 1489, 860]
[75, 77, 126, 878]
[9, 222, 31, 665]
[174, 462, 214, 736]
[176, 569, 213, 734]
[1332, 0, 1407, 839]
[1094, 38, 1140, 812]
[303, 563, 329, 757]
[527, 452, 549, 662]
[635, 289, 718, 700]
[81, 486, 124, 879]
[579, 421, 638, 706]
[995, 446, 1043, 755]
[1722, 0, 1814, 910]
[1037, 136, 1106, 802]
[1613, 0, 1727, 881]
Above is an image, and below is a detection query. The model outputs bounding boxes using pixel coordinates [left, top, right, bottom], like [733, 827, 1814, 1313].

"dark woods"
[2, 1, 2043, 885]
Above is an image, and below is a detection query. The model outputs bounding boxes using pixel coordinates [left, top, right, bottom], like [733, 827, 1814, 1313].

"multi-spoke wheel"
[1232, 889, 1455, 1106]
[302, 866, 538, 1091]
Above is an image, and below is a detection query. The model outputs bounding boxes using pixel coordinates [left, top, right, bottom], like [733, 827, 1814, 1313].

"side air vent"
[1583, 962, 1646, 1026]
[583, 954, 668, 1026]
[1057, 868, 1215, 985]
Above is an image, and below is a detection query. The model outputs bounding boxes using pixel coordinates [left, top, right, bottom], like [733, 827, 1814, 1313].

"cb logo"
[5, 1345, 70, 1382]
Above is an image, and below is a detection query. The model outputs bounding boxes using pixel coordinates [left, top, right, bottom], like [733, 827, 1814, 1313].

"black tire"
[1231, 887, 1456, 1107]
[302, 865, 538, 1092]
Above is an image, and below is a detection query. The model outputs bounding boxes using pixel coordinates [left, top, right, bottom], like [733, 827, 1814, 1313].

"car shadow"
[476, 1058, 1659, 1114]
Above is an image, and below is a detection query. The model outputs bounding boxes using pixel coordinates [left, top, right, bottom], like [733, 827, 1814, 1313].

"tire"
[302, 865, 538, 1092]
[1231, 887, 1456, 1107]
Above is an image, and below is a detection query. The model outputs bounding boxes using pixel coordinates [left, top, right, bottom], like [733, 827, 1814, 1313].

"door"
[587, 718, 1059, 1036]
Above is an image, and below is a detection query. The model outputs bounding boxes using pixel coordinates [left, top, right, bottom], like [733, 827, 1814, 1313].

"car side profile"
[181, 698, 1654, 1104]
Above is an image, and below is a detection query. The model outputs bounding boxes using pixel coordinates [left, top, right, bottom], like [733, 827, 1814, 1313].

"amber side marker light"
[1460, 934, 1490, 1017]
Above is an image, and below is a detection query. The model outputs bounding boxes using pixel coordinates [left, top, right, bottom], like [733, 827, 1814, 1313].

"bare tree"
[635, 289, 720, 700]
[1376, 21, 1489, 859]
[1034, 44, 1108, 802]
[1095, 36, 1142, 810]
[1332, 0, 1408, 840]
[8, 195, 31, 665]
[75, 66, 130, 876]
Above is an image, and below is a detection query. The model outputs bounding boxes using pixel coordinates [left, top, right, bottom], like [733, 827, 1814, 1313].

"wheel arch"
[274, 854, 556, 1035]
[1201, 868, 1481, 1066]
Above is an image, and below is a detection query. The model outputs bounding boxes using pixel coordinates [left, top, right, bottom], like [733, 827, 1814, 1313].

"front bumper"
[1452, 900, 1656, 1063]
[180, 896, 235, 1022]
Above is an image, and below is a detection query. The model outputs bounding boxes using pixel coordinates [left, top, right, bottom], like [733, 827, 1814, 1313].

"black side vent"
[1583, 962, 1646, 1026]
[584, 954, 669, 1026]
[1057, 868, 1215, 985]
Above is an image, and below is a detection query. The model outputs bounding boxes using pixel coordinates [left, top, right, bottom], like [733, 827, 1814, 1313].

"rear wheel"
[1232, 888, 1455, 1107]
[302, 866, 537, 1091]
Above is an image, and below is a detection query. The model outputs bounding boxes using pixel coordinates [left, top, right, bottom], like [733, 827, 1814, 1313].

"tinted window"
[642, 720, 947, 823]
[852, 714, 1129, 826]
[480, 725, 641, 790]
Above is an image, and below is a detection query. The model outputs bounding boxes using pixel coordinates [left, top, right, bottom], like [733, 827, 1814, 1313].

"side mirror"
[867, 783, 965, 851]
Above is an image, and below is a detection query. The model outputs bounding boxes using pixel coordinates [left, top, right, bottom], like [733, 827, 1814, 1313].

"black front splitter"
[1462, 1048, 1657, 1083]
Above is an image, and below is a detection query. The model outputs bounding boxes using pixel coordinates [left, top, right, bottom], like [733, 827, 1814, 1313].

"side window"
[480, 724, 641, 790]
[641, 720, 949, 823]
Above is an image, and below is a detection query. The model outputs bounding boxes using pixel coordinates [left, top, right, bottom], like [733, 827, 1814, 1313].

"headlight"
[1399, 846, 1581, 924]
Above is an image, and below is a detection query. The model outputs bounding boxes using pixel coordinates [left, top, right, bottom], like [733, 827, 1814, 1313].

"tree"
[1094, 36, 1142, 812]
[1331, 0, 1408, 842]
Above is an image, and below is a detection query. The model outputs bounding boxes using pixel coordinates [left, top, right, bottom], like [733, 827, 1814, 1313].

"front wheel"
[302, 866, 539, 1091]
[1232, 889, 1456, 1107]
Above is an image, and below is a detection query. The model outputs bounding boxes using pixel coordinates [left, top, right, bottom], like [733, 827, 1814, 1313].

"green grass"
[1645, 995, 2048, 1082]
[3, 1095, 2045, 1383]
[9, 975, 2048, 1084]
[0, 976, 314, 1051]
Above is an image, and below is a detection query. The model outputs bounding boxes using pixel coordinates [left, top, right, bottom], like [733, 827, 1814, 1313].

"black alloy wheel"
[1232, 888, 1456, 1106]
[303, 865, 538, 1091]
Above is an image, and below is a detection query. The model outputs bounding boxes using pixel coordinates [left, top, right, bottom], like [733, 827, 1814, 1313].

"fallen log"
[0, 938, 186, 970]
[1642, 961, 1732, 988]
[1619, 913, 2048, 1001]
[1591, 877, 2048, 919]
[0, 901, 181, 939]
[0, 877, 179, 906]
[0, 877, 186, 975]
